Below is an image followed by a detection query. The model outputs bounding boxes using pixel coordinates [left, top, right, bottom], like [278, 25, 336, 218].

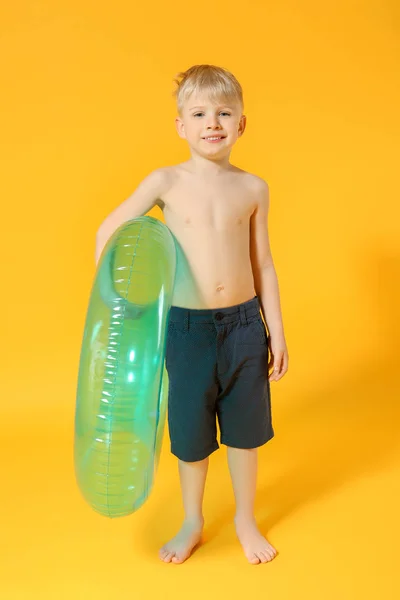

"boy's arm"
[249, 179, 285, 339]
[95, 168, 169, 265]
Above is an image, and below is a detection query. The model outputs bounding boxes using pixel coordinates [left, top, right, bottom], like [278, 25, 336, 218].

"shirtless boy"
[95, 64, 289, 565]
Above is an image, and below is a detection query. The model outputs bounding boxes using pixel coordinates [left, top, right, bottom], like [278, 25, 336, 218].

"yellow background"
[1, 1, 399, 598]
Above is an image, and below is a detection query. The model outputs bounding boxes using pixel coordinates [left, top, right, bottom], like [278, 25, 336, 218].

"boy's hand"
[267, 334, 288, 382]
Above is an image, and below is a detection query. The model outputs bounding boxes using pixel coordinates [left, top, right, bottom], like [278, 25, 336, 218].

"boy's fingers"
[268, 364, 280, 381]
[269, 352, 284, 381]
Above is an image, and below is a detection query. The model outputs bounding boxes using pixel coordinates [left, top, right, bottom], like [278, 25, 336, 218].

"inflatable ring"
[74, 216, 176, 518]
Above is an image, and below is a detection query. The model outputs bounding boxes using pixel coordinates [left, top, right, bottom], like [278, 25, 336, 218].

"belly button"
[216, 285, 224, 292]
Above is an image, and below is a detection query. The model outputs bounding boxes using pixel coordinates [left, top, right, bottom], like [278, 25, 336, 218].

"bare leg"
[227, 446, 277, 564]
[159, 456, 208, 564]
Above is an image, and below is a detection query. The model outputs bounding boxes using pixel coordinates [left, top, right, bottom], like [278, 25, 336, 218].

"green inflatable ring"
[74, 216, 176, 518]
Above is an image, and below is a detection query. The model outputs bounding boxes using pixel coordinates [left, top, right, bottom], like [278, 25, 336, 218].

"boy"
[95, 64, 288, 565]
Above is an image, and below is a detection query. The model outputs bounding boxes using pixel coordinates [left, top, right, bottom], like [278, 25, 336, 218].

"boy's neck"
[185, 155, 234, 177]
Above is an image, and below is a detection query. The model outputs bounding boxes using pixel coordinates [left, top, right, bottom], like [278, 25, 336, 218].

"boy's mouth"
[202, 136, 226, 143]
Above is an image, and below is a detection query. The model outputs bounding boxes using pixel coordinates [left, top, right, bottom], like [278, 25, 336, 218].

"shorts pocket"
[253, 317, 268, 345]
[165, 321, 187, 369]
[165, 321, 177, 368]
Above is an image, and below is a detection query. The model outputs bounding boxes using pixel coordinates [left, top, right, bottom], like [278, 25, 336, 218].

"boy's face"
[175, 92, 246, 158]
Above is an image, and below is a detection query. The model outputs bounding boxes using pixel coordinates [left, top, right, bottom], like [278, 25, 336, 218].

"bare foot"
[159, 518, 204, 564]
[234, 516, 277, 564]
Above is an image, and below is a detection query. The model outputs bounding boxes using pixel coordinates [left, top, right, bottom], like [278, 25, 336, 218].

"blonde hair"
[172, 64, 244, 116]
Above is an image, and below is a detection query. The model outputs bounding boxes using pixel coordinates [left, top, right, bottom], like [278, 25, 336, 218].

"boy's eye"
[193, 112, 231, 117]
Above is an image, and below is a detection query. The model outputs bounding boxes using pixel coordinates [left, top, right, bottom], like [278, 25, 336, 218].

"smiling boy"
[95, 64, 288, 564]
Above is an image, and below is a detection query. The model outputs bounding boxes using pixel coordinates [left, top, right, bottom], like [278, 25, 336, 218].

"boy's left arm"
[249, 179, 288, 381]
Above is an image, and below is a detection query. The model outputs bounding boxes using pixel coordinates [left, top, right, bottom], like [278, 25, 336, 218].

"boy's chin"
[195, 144, 231, 156]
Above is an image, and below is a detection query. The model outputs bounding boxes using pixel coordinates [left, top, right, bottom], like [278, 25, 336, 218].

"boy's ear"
[238, 114, 247, 136]
[175, 117, 186, 139]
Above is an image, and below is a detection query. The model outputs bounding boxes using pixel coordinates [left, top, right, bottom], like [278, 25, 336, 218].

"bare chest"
[157, 168, 258, 307]
[160, 175, 256, 232]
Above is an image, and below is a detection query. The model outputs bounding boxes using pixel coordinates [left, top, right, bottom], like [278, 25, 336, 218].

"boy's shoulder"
[234, 170, 269, 205]
[237, 171, 270, 212]
[243, 171, 269, 191]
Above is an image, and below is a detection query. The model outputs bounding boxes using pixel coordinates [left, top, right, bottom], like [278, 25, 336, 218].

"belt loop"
[184, 309, 189, 332]
[239, 304, 247, 326]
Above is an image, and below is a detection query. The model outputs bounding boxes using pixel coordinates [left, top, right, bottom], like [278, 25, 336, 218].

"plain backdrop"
[1, 1, 399, 598]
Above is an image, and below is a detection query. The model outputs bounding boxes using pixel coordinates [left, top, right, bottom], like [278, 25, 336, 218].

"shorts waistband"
[168, 295, 261, 327]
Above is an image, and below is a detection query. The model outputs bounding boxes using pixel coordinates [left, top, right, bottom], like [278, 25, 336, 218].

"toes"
[172, 554, 184, 564]
[249, 554, 260, 565]
[264, 547, 277, 561]
[163, 552, 174, 562]
[258, 551, 270, 563]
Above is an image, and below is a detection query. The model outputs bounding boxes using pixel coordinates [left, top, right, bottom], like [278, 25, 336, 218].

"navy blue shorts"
[165, 295, 274, 462]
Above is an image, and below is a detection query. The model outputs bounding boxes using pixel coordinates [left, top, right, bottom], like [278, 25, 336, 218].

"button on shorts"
[165, 295, 274, 462]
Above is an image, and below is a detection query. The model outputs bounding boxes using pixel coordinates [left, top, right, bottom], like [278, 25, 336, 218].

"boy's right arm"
[95, 168, 169, 265]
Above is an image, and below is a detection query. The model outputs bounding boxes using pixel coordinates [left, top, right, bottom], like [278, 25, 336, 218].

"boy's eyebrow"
[189, 105, 233, 110]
